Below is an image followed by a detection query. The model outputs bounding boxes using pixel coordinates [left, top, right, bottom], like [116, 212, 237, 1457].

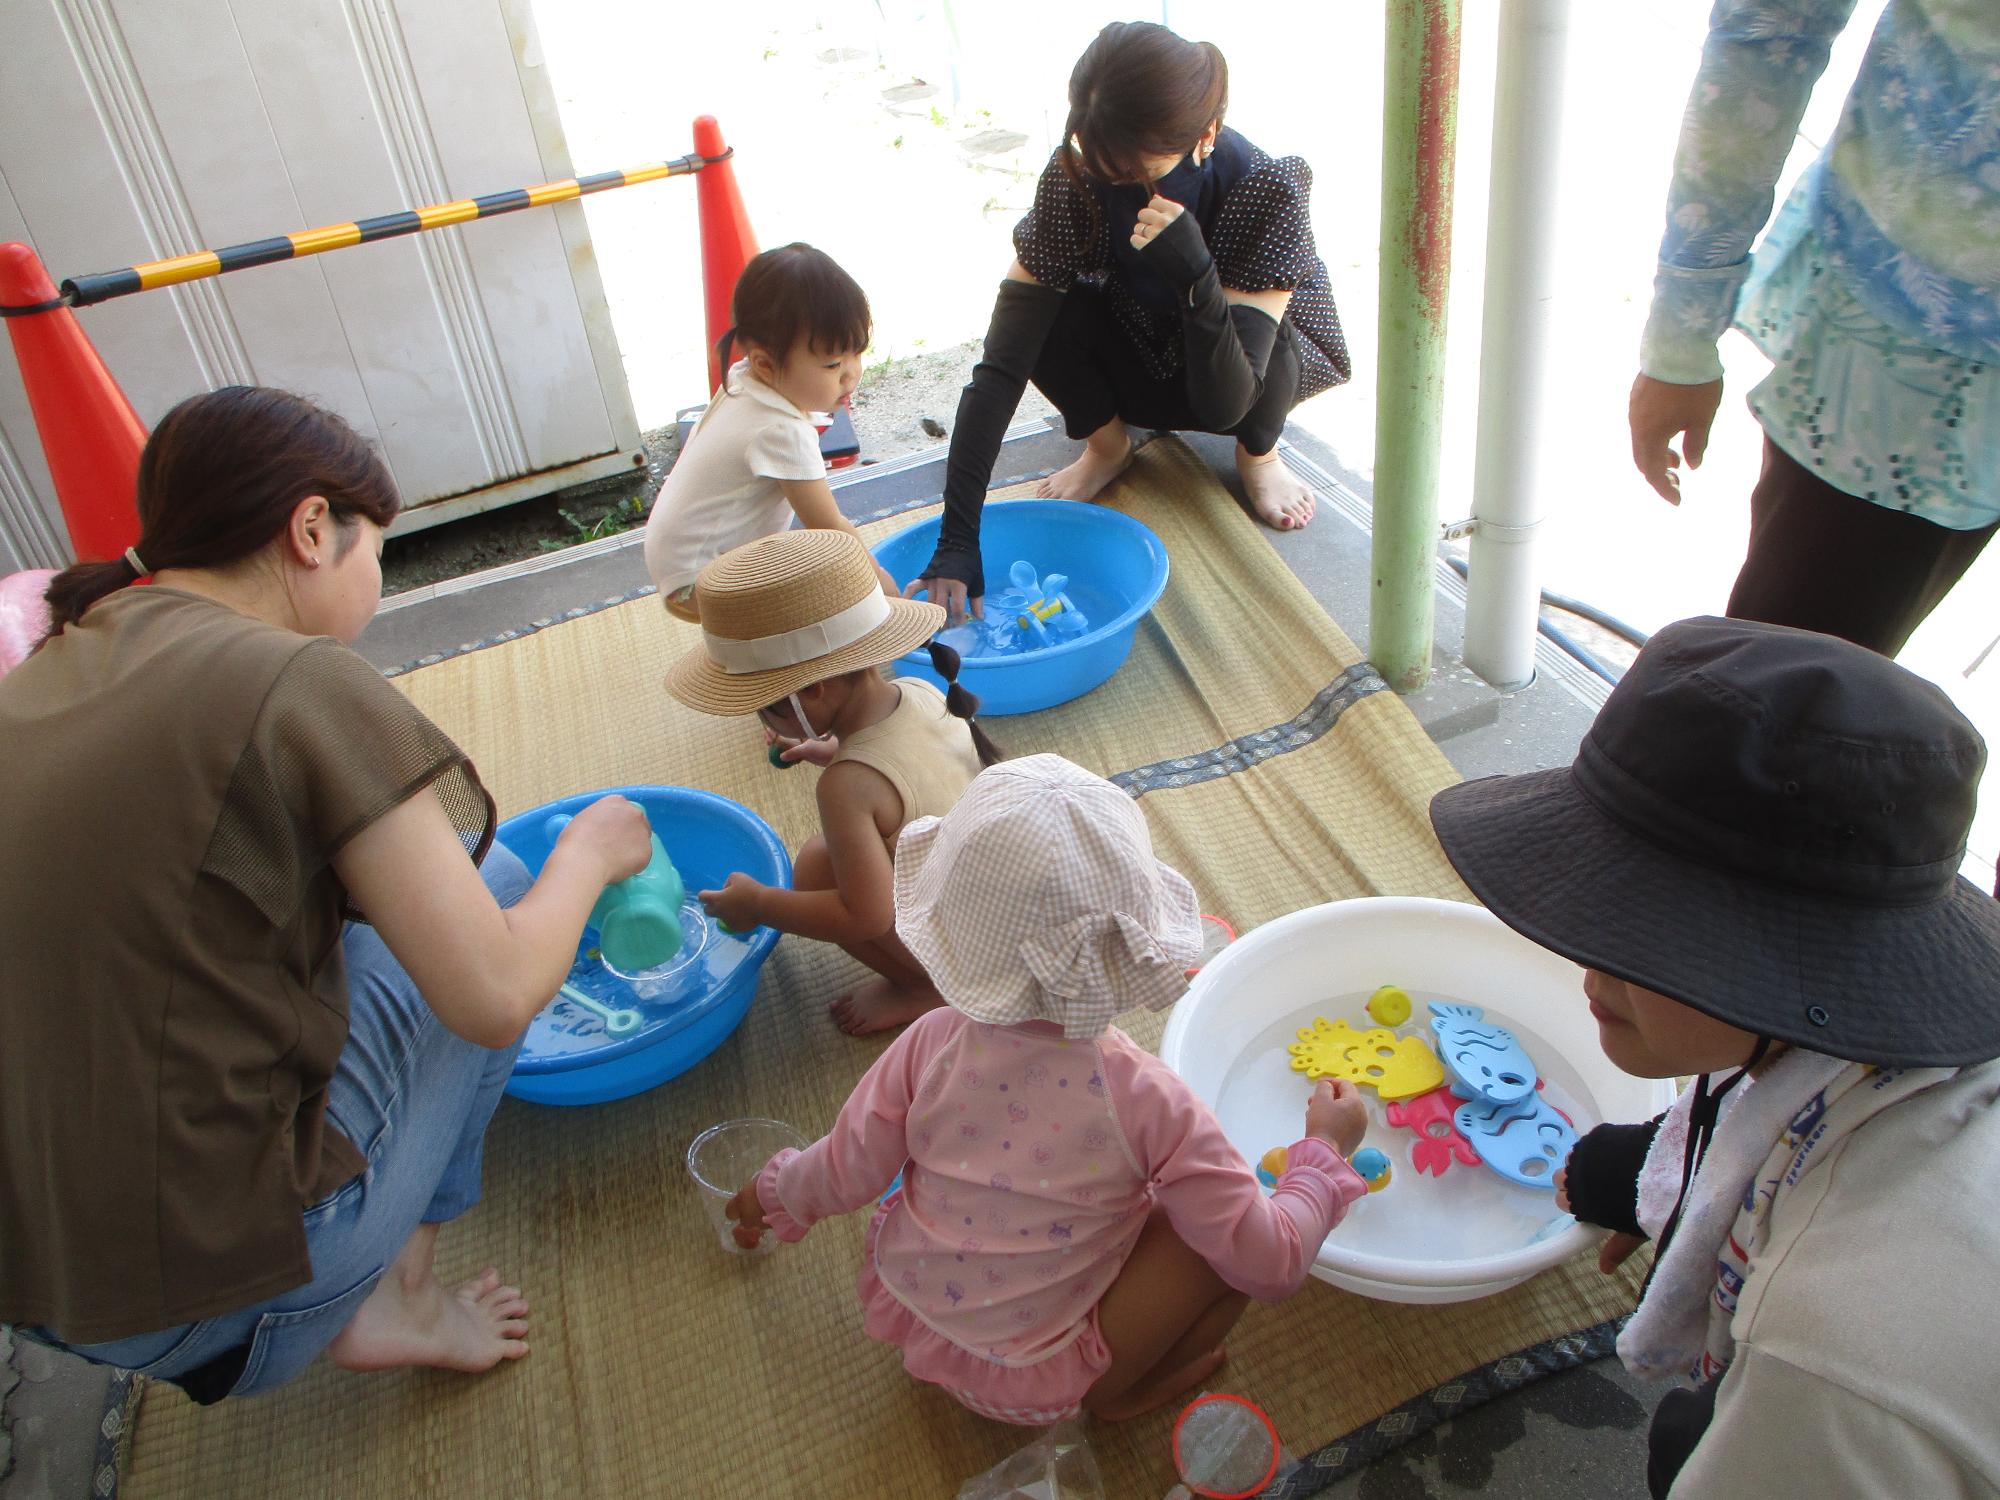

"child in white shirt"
[643, 243, 896, 620]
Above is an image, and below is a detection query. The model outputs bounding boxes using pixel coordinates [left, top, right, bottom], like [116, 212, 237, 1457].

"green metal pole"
[1370, 0, 1462, 693]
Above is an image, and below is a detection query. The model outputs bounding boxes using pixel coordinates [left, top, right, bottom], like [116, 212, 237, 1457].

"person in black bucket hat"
[1428, 616, 2000, 1500]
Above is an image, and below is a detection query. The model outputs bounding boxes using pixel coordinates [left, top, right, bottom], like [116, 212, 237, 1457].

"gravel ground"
[379, 339, 1056, 595]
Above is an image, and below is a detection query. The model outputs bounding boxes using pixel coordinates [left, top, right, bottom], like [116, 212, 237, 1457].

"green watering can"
[545, 813, 686, 972]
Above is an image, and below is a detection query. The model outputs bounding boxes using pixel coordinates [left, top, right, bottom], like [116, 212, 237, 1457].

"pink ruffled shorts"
[858, 1203, 1113, 1425]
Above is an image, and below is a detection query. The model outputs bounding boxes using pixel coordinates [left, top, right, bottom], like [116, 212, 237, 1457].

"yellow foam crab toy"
[1287, 1017, 1444, 1100]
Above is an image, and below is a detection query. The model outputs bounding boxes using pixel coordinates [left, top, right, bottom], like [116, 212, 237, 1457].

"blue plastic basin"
[496, 785, 791, 1106]
[872, 499, 1170, 716]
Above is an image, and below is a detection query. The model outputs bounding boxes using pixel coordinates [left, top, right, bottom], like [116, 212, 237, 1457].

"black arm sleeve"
[921, 279, 1065, 598]
[1142, 210, 1282, 433]
[1564, 1115, 1666, 1238]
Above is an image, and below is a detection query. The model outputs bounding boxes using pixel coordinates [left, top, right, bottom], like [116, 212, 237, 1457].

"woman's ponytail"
[39, 555, 143, 644]
[927, 639, 1004, 768]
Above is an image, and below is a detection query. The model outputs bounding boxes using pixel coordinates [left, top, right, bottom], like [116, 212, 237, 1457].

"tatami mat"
[122, 440, 1642, 1498]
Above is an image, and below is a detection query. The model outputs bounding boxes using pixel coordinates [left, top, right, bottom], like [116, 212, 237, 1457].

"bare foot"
[1237, 447, 1315, 530]
[1036, 430, 1134, 501]
[1088, 1347, 1229, 1422]
[327, 1258, 530, 1376]
[829, 973, 944, 1037]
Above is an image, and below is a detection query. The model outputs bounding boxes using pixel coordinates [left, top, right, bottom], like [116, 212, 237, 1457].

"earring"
[309, 556, 321, 568]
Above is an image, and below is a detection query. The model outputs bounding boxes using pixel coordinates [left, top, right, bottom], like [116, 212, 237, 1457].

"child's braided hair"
[925, 640, 1005, 768]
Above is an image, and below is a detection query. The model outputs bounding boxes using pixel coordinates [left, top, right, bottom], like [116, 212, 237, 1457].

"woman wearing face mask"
[908, 20, 1351, 623]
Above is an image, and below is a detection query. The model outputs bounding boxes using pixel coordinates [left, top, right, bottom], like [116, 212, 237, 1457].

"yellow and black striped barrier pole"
[59, 153, 725, 307]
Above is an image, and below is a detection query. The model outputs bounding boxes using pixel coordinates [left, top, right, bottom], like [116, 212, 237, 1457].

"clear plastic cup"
[685, 1118, 807, 1256]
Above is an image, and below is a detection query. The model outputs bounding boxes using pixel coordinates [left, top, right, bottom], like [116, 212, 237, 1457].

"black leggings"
[1727, 437, 1997, 658]
[1028, 287, 1302, 457]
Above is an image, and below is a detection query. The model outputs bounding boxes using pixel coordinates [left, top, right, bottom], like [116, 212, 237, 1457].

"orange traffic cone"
[693, 116, 760, 397]
[0, 243, 145, 563]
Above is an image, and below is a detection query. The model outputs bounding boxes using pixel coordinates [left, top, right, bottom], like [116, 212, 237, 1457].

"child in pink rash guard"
[727, 754, 1370, 1424]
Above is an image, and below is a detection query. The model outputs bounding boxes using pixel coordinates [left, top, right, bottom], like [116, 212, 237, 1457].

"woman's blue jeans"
[29, 845, 533, 1397]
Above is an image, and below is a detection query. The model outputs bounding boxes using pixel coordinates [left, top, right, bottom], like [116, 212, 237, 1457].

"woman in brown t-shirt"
[0, 387, 652, 1400]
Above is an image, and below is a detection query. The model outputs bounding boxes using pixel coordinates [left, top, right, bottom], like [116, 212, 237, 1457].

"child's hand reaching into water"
[1306, 1079, 1368, 1161]
[725, 1178, 770, 1251]
[699, 873, 766, 933]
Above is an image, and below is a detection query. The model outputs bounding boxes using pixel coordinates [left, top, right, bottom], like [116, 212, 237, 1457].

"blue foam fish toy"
[1453, 1094, 1576, 1188]
[1428, 1001, 1537, 1108]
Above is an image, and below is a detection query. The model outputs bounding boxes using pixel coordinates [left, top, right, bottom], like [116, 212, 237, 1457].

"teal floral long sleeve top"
[1642, 0, 2000, 384]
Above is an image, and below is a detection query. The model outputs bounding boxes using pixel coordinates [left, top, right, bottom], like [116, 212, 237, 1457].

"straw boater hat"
[895, 754, 1205, 1039]
[1430, 617, 2000, 1068]
[663, 530, 944, 715]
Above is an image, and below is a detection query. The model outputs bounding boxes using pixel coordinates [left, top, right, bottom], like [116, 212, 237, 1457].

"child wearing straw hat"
[665, 529, 1001, 1035]
[723, 755, 1373, 1424]
[1428, 617, 2000, 1498]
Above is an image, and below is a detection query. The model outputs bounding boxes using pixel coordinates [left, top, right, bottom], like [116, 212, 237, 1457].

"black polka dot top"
[1013, 126, 1351, 400]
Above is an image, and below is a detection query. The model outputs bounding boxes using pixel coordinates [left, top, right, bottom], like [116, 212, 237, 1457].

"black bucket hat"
[1429, 616, 2000, 1068]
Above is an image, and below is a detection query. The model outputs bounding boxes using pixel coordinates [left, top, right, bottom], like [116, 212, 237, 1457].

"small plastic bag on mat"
[956, 1420, 1104, 1500]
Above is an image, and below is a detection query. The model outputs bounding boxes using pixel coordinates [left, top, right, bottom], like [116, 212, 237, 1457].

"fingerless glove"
[1143, 210, 1283, 433]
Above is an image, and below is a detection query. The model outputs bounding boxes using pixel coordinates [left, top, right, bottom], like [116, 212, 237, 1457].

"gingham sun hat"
[663, 529, 944, 715]
[894, 754, 1205, 1038]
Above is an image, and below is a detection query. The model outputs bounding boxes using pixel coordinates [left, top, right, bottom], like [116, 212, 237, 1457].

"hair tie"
[123, 545, 148, 576]
[945, 681, 982, 720]
[926, 640, 983, 722]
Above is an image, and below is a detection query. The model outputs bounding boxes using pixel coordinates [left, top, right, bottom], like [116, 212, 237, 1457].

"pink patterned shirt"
[758, 1008, 1365, 1366]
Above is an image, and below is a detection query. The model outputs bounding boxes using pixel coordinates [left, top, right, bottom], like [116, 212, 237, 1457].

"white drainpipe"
[1463, 0, 1571, 691]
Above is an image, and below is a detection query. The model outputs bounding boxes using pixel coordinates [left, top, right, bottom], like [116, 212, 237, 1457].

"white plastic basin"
[1159, 897, 1675, 1303]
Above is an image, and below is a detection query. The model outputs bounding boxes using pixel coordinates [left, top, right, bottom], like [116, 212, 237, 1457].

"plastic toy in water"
[1287, 1017, 1445, 1101]
[1384, 1085, 1482, 1177]
[1366, 984, 1412, 1028]
[1429, 1001, 1539, 1108]
[980, 560, 1091, 655]
[1254, 1144, 1290, 1189]
[557, 982, 642, 1037]
[1350, 1146, 1393, 1193]
[547, 812, 687, 972]
[1453, 1093, 1578, 1188]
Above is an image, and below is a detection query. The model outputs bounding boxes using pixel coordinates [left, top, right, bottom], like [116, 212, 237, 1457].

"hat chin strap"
[1651, 1034, 1773, 1270]
[788, 692, 819, 742]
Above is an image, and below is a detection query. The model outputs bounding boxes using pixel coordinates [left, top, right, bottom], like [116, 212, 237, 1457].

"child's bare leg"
[793, 836, 945, 1036]
[1036, 418, 1134, 502]
[832, 927, 947, 1037]
[1084, 1211, 1252, 1422]
[325, 1223, 529, 1375]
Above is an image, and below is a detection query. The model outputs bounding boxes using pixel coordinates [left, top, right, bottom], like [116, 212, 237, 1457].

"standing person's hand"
[1305, 1079, 1369, 1161]
[1629, 374, 1724, 504]
[904, 574, 983, 628]
[559, 794, 654, 885]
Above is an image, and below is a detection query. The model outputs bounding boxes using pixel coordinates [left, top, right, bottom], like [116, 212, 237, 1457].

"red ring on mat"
[1171, 1392, 1280, 1499]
